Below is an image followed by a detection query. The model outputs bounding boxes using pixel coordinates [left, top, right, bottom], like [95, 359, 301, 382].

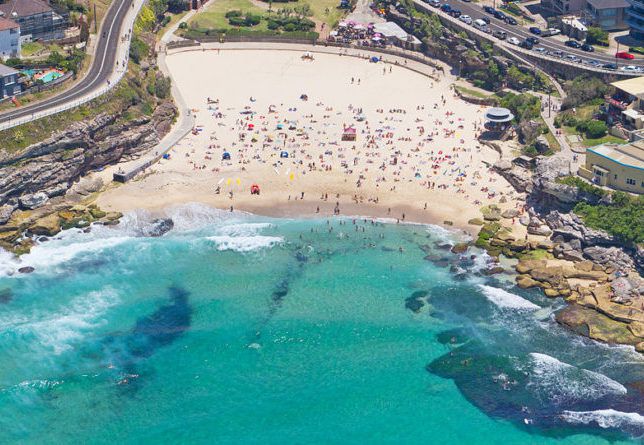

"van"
[473, 19, 487, 31]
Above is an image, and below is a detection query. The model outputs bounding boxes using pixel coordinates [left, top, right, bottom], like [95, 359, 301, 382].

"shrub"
[584, 120, 607, 139]
[225, 10, 242, 18]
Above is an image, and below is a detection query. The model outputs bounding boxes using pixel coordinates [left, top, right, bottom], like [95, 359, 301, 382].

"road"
[0, 0, 134, 126]
[414, 0, 644, 70]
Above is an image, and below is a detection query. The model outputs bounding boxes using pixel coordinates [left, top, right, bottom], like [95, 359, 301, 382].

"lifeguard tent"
[342, 125, 357, 142]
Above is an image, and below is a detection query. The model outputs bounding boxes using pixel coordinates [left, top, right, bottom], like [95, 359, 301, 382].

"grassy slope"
[189, 0, 269, 30]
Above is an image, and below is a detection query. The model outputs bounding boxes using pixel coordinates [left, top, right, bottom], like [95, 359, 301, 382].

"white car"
[621, 65, 640, 72]
[507, 37, 520, 45]
[459, 15, 473, 25]
[533, 47, 546, 53]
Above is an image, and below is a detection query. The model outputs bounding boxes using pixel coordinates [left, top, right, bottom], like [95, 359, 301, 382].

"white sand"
[98, 49, 523, 230]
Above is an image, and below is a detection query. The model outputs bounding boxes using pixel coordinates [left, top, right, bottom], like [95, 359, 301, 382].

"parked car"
[587, 59, 601, 67]
[529, 27, 542, 35]
[428, 0, 441, 6]
[479, 16, 490, 24]
[551, 50, 564, 58]
[459, 14, 472, 24]
[533, 47, 546, 53]
[505, 16, 517, 25]
[473, 18, 488, 31]
[581, 43, 594, 52]
[519, 40, 533, 49]
[565, 40, 581, 48]
[526, 36, 539, 45]
[621, 65, 640, 72]
[494, 10, 507, 20]
[450, 8, 462, 17]
[616, 51, 635, 60]
[541, 28, 561, 37]
[493, 30, 507, 40]
[508, 37, 520, 45]
[441, 3, 452, 12]
[603, 63, 617, 70]
[484, 6, 496, 14]
[564, 54, 580, 63]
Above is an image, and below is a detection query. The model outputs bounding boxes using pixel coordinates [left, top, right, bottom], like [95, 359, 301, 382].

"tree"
[562, 76, 612, 109]
[586, 26, 608, 46]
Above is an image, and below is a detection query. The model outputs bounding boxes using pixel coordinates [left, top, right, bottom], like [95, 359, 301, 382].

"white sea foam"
[478, 285, 540, 310]
[0, 287, 119, 355]
[561, 409, 644, 430]
[207, 235, 283, 252]
[528, 353, 627, 404]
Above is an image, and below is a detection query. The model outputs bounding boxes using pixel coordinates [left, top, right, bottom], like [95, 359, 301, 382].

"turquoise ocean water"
[0, 204, 642, 444]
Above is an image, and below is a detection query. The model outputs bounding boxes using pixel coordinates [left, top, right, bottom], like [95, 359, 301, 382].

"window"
[626, 178, 636, 185]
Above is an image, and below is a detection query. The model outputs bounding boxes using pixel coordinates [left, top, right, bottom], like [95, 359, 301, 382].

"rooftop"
[588, 141, 644, 170]
[586, 0, 629, 9]
[373, 22, 421, 44]
[0, 0, 52, 18]
[611, 76, 644, 97]
[0, 63, 19, 77]
[0, 16, 18, 31]
[485, 107, 515, 122]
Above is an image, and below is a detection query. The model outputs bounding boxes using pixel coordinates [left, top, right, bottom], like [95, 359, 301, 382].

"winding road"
[0, 0, 136, 127]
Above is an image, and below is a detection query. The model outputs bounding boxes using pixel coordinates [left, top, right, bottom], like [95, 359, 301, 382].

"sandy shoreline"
[97, 49, 523, 233]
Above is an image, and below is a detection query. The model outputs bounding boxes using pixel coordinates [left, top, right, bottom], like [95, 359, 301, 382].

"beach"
[97, 49, 522, 230]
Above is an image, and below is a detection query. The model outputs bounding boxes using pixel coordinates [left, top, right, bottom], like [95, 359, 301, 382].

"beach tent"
[370, 56, 380, 63]
[248, 123, 255, 130]
[280, 151, 289, 158]
[250, 184, 260, 195]
[342, 125, 357, 141]
[222, 151, 231, 160]
[276, 123, 284, 130]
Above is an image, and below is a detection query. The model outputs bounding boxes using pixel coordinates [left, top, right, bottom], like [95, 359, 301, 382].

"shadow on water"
[427, 330, 644, 441]
[100, 286, 192, 392]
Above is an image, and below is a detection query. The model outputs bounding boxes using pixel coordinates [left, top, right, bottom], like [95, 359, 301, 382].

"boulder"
[28, 214, 61, 237]
[0, 204, 15, 225]
[18, 266, 35, 274]
[574, 260, 595, 272]
[527, 225, 552, 236]
[482, 266, 504, 276]
[501, 209, 519, 219]
[556, 304, 641, 347]
[516, 259, 546, 274]
[468, 218, 484, 226]
[561, 249, 585, 263]
[141, 218, 174, 237]
[18, 192, 49, 210]
[530, 266, 566, 287]
[519, 215, 530, 226]
[451, 243, 469, 254]
[516, 274, 541, 289]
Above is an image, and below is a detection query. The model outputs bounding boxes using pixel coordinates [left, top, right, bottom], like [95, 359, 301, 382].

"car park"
[529, 27, 541, 35]
[507, 37, 520, 45]
[581, 44, 594, 52]
[565, 40, 581, 49]
[616, 51, 635, 60]
[505, 16, 517, 25]
[459, 14, 472, 24]
[493, 30, 507, 40]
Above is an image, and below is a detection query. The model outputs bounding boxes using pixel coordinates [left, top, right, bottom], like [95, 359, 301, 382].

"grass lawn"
[455, 85, 493, 99]
[298, 0, 346, 28]
[21, 42, 45, 57]
[582, 134, 627, 147]
[157, 11, 188, 37]
[189, 0, 269, 30]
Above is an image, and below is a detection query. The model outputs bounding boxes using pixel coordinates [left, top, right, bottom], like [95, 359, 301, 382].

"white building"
[0, 16, 20, 59]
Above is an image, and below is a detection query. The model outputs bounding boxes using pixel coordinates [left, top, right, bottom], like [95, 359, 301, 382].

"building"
[0, 0, 65, 42]
[604, 77, 644, 136]
[541, 0, 586, 15]
[578, 141, 644, 193]
[626, 0, 644, 41]
[372, 22, 421, 50]
[584, 0, 629, 31]
[0, 16, 20, 59]
[0, 62, 20, 98]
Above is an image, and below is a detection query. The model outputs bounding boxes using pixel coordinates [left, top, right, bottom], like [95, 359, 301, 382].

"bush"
[562, 76, 613, 110]
[225, 10, 242, 18]
[574, 196, 644, 244]
[154, 74, 171, 99]
[129, 36, 149, 64]
[586, 26, 608, 46]
[584, 120, 607, 139]
[178, 22, 187, 29]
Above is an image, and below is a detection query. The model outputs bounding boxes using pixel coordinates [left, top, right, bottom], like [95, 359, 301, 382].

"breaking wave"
[561, 409, 644, 432]
[478, 285, 540, 310]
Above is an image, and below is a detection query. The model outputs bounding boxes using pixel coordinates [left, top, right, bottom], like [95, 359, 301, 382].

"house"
[578, 141, 644, 193]
[584, 0, 629, 31]
[541, 0, 585, 15]
[604, 77, 644, 134]
[626, 0, 644, 41]
[0, 0, 65, 42]
[0, 62, 20, 98]
[0, 16, 20, 59]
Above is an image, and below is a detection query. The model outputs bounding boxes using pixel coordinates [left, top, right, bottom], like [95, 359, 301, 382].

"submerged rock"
[18, 266, 34, 274]
[405, 290, 429, 313]
[0, 288, 12, 303]
[141, 218, 174, 237]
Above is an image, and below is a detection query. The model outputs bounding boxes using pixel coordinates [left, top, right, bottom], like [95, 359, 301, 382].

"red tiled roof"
[0, 16, 19, 31]
[0, 0, 52, 18]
